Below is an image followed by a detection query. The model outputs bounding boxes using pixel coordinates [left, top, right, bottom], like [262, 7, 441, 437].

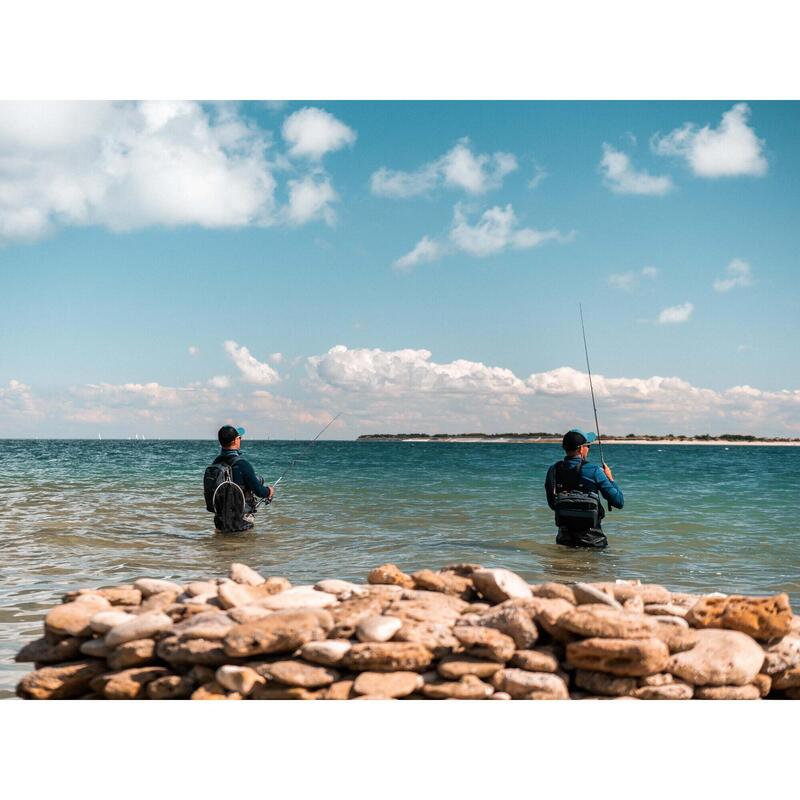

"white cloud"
[370, 138, 518, 198]
[224, 340, 281, 385]
[657, 302, 694, 324]
[449, 203, 570, 257]
[609, 266, 659, 291]
[652, 103, 767, 178]
[393, 236, 443, 271]
[528, 165, 548, 190]
[188, 345, 200, 356]
[208, 375, 231, 388]
[281, 107, 356, 161]
[285, 172, 338, 225]
[599, 144, 673, 196]
[0, 101, 279, 242]
[0, 379, 42, 416]
[269, 353, 284, 365]
[713, 258, 753, 292]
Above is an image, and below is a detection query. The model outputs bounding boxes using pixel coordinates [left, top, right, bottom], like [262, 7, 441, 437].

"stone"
[157, 636, 234, 666]
[785, 688, 800, 700]
[567, 638, 670, 677]
[140, 590, 181, 612]
[623, 596, 645, 614]
[638, 673, 674, 687]
[461, 603, 491, 615]
[262, 660, 339, 688]
[133, 578, 184, 598]
[80, 639, 111, 658]
[108, 638, 157, 670]
[558, 605, 659, 639]
[472, 568, 532, 603]
[761, 635, 800, 675]
[224, 610, 331, 657]
[453, 626, 515, 661]
[89, 610, 137, 635]
[491, 669, 569, 700]
[356, 615, 402, 643]
[387, 598, 462, 626]
[649, 624, 698, 654]
[250, 684, 319, 700]
[771, 667, 800, 690]
[227, 605, 273, 624]
[188, 665, 217, 684]
[192, 681, 242, 700]
[14, 636, 82, 664]
[694, 684, 760, 700]
[147, 674, 195, 699]
[344, 642, 434, 672]
[490, 692, 512, 700]
[753, 673, 772, 697]
[573, 583, 622, 608]
[650, 615, 690, 629]
[257, 586, 338, 610]
[530, 582, 576, 604]
[422, 674, 495, 699]
[394, 621, 460, 657]
[173, 611, 234, 641]
[315, 579, 366, 598]
[217, 581, 286, 609]
[321, 680, 355, 700]
[437, 655, 505, 680]
[16, 660, 107, 699]
[510, 650, 560, 673]
[368, 563, 415, 589]
[216, 665, 265, 695]
[100, 667, 171, 699]
[439, 563, 483, 576]
[45, 596, 112, 637]
[186, 581, 218, 597]
[667, 629, 765, 686]
[574, 670, 637, 696]
[632, 683, 694, 700]
[353, 671, 424, 698]
[328, 595, 389, 637]
[300, 639, 352, 666]
[686, 593, 793, 641]
[229, 563, 265, 585]
[104, 612, 173, 648]
[644, 604, 689, 618]
[595, 582, 672, 605]
[64, 586, 142, 606]
[411, 569, 474, 598]
[399, 589, 470, 612]
[462, 606, 538, 650]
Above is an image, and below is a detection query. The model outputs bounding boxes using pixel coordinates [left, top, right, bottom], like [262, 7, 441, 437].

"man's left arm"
[238, 459, 273, 500]
[593, 465, 624, 509]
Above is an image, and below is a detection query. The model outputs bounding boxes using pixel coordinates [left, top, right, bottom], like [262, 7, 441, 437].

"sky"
[0, 100, 798, 438]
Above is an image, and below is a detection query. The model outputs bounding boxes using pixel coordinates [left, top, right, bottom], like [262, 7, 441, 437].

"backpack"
[203, 455, 253, 532]
[552, 461, 602, 531]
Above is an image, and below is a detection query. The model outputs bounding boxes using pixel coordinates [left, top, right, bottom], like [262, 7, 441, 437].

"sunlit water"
[2, 439, 798, 697]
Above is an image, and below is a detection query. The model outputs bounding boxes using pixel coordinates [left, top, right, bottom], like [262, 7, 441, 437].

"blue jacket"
[544, 456, 624, 510]
[213, 448, 271, 499]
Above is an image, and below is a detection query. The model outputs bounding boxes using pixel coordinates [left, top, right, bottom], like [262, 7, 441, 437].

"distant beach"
[359, 435, 800, 446]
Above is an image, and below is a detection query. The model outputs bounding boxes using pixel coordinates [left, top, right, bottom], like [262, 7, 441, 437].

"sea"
[1, 438, 798, 698]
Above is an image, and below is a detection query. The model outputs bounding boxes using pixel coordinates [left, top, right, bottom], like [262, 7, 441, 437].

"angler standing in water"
[203, 425, 274, 532]
[544, 428, 623, 548]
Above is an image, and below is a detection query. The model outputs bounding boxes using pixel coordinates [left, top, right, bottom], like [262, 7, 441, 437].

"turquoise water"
[1, 439, 798, 698]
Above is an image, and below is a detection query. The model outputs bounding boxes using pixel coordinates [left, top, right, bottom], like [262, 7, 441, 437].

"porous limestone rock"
[229, 563, 265, 586]
[422, 674, 495, 699]
[133, 578, 184, 598]
[490, 669, 569, 700]
[530, 582, 576, 604]
[140, 590, 181, 613]
[257, 586, 338, 610]
[645, 603, 689, 618]
[694, 684, 760, 700]
[566, 637, 670, 677]
[217, 581, 289, 609]
[97, 666, 171, 699]
[761, 635, 800, 675]
[80, 639, 111, 659]
[437, 655, 505, 680]
[343, 642, 434, 672]
[321, 680, 356, 700]
[623, 596, 645, 614]
[453, 626, 515, 662]
[472, 568, 532, 604]
[667, 629, 765, 686]
[558, 605, 659, 639]
[314, 579, 366, 598]
[104, 612, 173, 648]
[227, 605, 273, 624]
[574, 670, 637, 697]
[262, 660, 339, 688]
[192, 681, 241, 700]
[510, 649, 560, 673]
[771, 667, 800, 690]
[595, 582, 672, 605]
[356, 615, 402, 643]
[411, 569, 474, 598]
[460, 605, 538, 649]
[172, 611, 234, 641]
[216, 665, 265, 695]
[90, 610, 137, 635]
[353, 671, 424, 698]
[573, 583, 622, 609]
[393, 621, 459, 657]
[16, 659, 107, 699]
[14, 636, 82, 664]
[223, 609, 331, 657]
[300, 639, 352, 666]
[107, 638, 156, 670]
[686, 593, 793, 641]
[186, 581, 218, 597]
[45, 596, 112, 637]
[632, 683, 693, 700]
[368, 563, 415, 589]
[147, 674, 195, 699]
[157, 636, 233, 666]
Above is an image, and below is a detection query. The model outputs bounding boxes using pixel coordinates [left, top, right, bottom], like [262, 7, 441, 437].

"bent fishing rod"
[256, 412, 342, 507]
[579, 303, 606, 469]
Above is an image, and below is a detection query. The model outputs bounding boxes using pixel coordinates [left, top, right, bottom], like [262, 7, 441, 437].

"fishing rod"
[579, 303, 606, 469]
[256, 412, 342, 507]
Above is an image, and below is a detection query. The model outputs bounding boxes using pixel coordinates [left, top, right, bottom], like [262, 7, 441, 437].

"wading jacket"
[544, 455, 624, 511]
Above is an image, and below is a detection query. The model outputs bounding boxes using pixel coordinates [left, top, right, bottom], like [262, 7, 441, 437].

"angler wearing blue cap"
[203, 425, 274, 532]
[544, 428, 624, 549]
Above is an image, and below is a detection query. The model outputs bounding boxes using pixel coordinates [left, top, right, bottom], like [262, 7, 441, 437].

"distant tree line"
[357, 432, 800, 442]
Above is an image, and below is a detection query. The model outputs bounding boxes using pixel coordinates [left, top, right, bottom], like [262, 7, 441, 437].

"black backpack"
[203, 455, 253, 532]
[552, 461, 602, 530]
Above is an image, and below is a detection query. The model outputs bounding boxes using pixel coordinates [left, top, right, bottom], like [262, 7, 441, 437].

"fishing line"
[579, 304, 606, 468]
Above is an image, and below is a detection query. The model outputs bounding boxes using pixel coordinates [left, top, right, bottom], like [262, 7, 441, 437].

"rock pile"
[14, 563, 800, 700]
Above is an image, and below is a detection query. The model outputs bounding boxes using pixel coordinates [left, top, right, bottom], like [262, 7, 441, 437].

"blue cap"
[562, 428, 596, 450]
[218, 425, 246, 446]
[236, 426, 246, 437]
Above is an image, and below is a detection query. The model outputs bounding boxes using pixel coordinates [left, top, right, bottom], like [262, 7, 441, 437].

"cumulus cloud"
[609, 266, 659, 291]
[370, 138, 518, 198]
[713, 258, 753, 292]
[393, 236, 443, 271]
[188, 345, 200, 356]
[657, 302, 694, 324]
[269, 353, 284, 364]
[282, 107, 356, 161]
[652, 103, 767, 178]
[285, 172, 338, 225]
[0, 379, 42, 416]
[599, 144, 673, 196]
[0, 101, 281, 242]
[208, 375, 231, 389]
[224, 340, 281, 385]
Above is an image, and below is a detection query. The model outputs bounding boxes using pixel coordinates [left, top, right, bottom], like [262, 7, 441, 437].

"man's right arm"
[544, 465, 556, 510]
[593, 465, 624, 509]
[237, 459, 273, 499]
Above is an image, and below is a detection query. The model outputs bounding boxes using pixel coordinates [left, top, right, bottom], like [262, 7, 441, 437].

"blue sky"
[0, 100, 798, 437]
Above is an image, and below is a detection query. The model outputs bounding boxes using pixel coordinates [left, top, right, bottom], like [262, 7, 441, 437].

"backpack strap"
[555, 460, 582, 493]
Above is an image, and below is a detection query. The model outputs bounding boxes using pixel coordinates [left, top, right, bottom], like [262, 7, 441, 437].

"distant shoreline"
[358, 434, 800, 446]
